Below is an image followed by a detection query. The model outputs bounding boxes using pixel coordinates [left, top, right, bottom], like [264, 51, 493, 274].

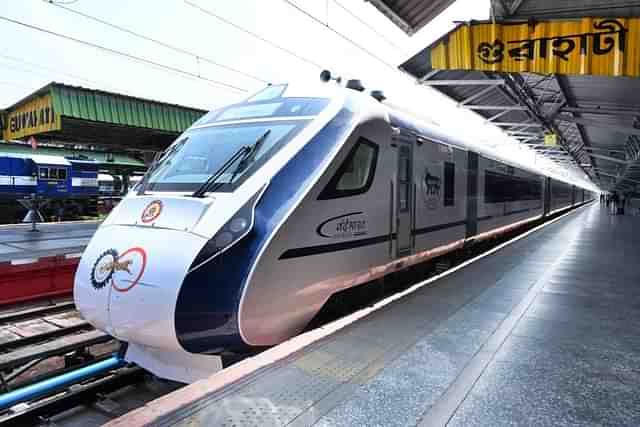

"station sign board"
[429, 17, 639, 78]
[2, 94, 61, 141]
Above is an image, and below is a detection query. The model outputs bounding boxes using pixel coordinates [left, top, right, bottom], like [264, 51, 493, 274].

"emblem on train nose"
[141, 200, 163, 223]
[90, 247, 147, 292]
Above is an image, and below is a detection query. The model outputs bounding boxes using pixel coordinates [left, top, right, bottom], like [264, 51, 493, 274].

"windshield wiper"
[227, 129, 271, 184]
[136, 154, 162, 196]
[192, 145, 250, 198]
[137, 138, 187, 195]
[192, 129, 271, 197]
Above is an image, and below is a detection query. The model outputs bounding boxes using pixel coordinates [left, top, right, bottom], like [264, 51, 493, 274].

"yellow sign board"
[2, 94, 61, 140]
[430, 18, 640, 77]
[544, 133, 557, 146]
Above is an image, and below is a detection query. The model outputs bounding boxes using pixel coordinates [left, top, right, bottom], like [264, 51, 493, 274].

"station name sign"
[429, 18, 639, 77]
[2, 94, 61, 141]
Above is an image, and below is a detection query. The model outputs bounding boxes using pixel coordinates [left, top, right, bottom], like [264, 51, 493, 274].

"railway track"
[0, 299, 115, 395]
[0, 301, 90, 352]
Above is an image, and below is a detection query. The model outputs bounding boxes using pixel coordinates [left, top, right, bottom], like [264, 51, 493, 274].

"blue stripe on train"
[175, 101, 357, 354]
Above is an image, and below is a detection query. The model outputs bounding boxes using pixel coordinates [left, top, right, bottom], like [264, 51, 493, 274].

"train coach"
[0, 154, 98, 199]
[74, 77, 594, 383]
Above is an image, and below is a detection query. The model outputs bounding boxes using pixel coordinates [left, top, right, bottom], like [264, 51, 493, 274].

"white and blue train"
[74, 78, 594, 383]
[0, 154, 99, 198]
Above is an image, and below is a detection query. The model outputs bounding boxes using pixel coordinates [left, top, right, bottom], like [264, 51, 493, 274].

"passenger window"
[58, 169, 67, 180]
[318, 138, 379, 199]
[444, 162, 455, 206]
[39, 168, 48, 179]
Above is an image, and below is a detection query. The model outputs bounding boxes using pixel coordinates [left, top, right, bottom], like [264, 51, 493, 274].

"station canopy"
[366, 0, 456, 35]
[389, 0, 640, 193]
[0, 82, 206, 151]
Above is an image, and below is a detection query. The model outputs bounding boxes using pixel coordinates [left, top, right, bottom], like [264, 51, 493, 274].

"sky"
[0, 0, 596, 188]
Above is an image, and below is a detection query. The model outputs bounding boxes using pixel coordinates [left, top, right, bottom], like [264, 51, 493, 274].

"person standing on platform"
[600, 193, 605, 204]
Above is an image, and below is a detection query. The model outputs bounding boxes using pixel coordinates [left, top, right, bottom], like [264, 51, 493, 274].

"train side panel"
[476, 156, 544, 234]
[550, 179, 574, 213]
[411, 138, 467, 254]
[239, 116, 393, 346]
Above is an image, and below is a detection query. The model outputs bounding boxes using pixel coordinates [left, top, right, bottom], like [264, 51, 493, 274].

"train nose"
[74, 225, 208, 350]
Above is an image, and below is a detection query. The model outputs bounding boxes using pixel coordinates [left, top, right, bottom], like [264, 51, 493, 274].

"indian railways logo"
[141, 200, 163, 223]
[90, 247, 147, 292]
[422, 168, 441, 210]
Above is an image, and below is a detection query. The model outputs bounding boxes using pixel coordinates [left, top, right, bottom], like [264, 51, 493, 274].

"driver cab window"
[319, 138, 378, 199]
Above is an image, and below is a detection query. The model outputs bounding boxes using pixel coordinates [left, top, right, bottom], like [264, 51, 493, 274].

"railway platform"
[0, 221, 98, 263]
[108, 202, 639, 427]
[0, 221, 99, 305]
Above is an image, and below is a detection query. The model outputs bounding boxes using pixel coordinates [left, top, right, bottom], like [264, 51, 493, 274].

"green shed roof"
[47, 83, 205, 133]
[2, 82, 207, 150]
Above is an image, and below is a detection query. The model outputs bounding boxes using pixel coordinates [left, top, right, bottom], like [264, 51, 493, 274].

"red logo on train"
[141, 200, 163, 223]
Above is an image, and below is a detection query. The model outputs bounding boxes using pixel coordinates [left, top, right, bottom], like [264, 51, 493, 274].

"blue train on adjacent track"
[0, 154, 99, 199]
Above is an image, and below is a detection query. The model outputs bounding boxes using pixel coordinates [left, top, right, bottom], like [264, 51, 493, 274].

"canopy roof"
[1, 82, 206, 151]
[400, 12, 640, 192]
[366, 0, 456, 35]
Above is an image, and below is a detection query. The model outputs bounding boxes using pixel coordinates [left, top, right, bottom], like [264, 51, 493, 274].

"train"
[73, 77, 595, 383]
[0, 154, 99, 198]
[0, 154, 144, 221]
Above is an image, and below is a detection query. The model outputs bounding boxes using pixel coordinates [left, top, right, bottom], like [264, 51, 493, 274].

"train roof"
[0, 153, 71, 166]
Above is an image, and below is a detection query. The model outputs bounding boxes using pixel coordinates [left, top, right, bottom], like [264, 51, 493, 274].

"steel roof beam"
[552, 74, 598, 178]
[506, 131, 543, 136]
[596, 171, 640, 186]
[558, 116, 640, 136]
[588, 153, 630, 165]
[418, 69, 441, 83]
[363, 0, 413, 34]
[508, 0, 526, 15]
[458, 85, 501, 107]
[533, 146, 567, 151]
[423, 79, 505, 86]
[582, 147, 627, 154]
[466, 105, 528, 111]
[561, 107, 640, 117]
[486, 109, 512, 122]
[493, 122, 544, 127]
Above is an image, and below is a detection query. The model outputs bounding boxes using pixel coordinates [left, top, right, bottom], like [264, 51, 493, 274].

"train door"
[543, 177, 551, 216]
[396, 140, 413, 256]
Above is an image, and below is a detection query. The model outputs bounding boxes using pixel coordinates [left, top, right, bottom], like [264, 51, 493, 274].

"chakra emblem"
[141, 200, 163, 223]
[90, 247, 147, 292]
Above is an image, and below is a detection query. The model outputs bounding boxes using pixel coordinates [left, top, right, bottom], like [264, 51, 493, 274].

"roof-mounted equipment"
[370, 90, 386, 102]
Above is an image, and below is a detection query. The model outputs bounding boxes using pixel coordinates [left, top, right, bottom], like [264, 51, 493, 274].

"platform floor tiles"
[0, 221, 98, 261]
[156, 203, 640, 427]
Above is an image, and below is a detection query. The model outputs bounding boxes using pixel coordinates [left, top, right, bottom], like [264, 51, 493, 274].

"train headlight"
[215, 231, 234, 249]
[189, 185, 266, 271]
[229, 217, 248, 233]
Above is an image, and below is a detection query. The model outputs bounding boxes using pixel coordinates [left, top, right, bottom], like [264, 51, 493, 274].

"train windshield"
[144, 120, 307, 193]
